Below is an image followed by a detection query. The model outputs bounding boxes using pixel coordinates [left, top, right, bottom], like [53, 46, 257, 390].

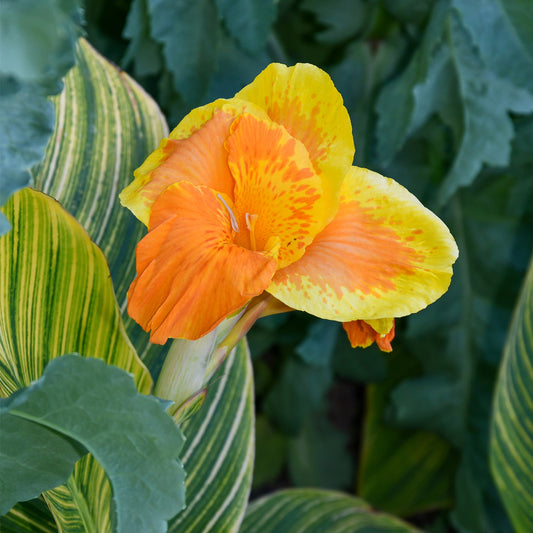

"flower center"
[217, 193, 240, 233]
[245, 213, 259, 251]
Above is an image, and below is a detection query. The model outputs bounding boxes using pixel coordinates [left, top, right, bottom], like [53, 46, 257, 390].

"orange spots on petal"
[235, 63, 354, 214]
[268, 167, 458, 322]
[225, 113, 328, 268]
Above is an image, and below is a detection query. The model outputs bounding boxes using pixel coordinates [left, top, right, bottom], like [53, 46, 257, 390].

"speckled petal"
[268, 166, 459, 321]
[235, 63, 354, 215]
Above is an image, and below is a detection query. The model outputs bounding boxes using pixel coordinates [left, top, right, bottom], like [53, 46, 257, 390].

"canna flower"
[120, 63, 458, 349]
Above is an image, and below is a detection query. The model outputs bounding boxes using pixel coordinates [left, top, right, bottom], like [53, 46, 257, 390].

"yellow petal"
[226, 113, 329, 268]
[120, 98, 268, 225]
[268, 166, 459, 321]
[235, 63, 354, 214]
[127, 181, 277, 343]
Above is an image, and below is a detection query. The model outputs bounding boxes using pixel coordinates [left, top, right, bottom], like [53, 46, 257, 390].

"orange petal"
[120, 99, 268, 225]
[235, 63, 354, 214]
[268, 166, 459, 321]
[226, 113, 328, 268]
[343, 319, 395, 352]
[127, 181, 277, 343]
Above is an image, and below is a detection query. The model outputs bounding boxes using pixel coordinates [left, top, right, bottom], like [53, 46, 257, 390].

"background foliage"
[1, 0, 533, 532]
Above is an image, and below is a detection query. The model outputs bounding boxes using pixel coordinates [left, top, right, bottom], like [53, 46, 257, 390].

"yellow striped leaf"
[241, 489, 421, 532]
[490, 255, 533, 533]
[168, 339, 254, 532]
[0, 188, 153, 531]
[32, 38, 170, 371]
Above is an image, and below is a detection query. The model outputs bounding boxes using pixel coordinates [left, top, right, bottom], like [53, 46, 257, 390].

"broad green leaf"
[0, 79, 54, 234]
[1, 354, 185, 532]
[302, 0, 369, 44]
[168, 339, 255, 532]
[147, 0, 220, 105]
[122, 0, 163, 78]
[358, 350, 458, 516]
[452, 0, 533, 92]
[32, 38, 170, 373]
[263, 355, 333, 436]
[288, 410, 353, 490]
[490, 256, 533, 533]
[215, 0, 276, 54]
[295, 320, 338, 367]
[0, 0, 82, 84]
[376, 0, 533, 203]
[241, 489, 421, 532]
[0, 0, 83, 235]
[0, 188, 152, 530]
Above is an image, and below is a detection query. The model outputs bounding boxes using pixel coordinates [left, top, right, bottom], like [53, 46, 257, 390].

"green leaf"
[252, 415, 288, 489]
[122, 0, 163, 78]
[302, 0, 369, 44]
[452, 0, 533, 92]
[241, 489, 421, 532]
[0, 0, 82, 84]
[32, 38, 170, 374]
[295, 320, 339, 367]
[288, 410, 353, 490]
[0, 78, 54, 231]
[147, 0, 220, 105]
[358, 350, 458, 516]
[168, 339, 255, 532]
[215, 0, 276, 54]
[1, 354, 185, 532]
[376, 0, 533, 203]
[263, 356, 333, 435]
[490, 256, 533, 533]
[0, 0, 83, 235]
[0, 188, 152, 530]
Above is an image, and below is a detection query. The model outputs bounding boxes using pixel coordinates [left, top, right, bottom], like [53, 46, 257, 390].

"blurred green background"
[3, 0, 533, 531]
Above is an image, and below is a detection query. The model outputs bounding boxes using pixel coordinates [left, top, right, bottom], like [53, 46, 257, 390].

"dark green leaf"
[295, 320, 339, 367]
[0, 0, 82, 86]
[253, 415, 288, 489]
[0, 78, 54, 221]
[358, 350, 458, 516]
[263, 356, 333, 435]
[0, 407, 87, 514]
[147, 0, 220, 105]
[332, 333, 387, 383]
[288, 410, 353, 490]
[376, 0, 533, 203]
[452, 0, 533, 92]
[215, 0, 276, 54]
[122, 0, 163, 77]
[0, 0, 83, 235]
[1, 354, 185, 532]
[302, 0, 368, 44]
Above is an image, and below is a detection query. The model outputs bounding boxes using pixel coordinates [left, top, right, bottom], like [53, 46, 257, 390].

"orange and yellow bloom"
[120, 63, 458, 350]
